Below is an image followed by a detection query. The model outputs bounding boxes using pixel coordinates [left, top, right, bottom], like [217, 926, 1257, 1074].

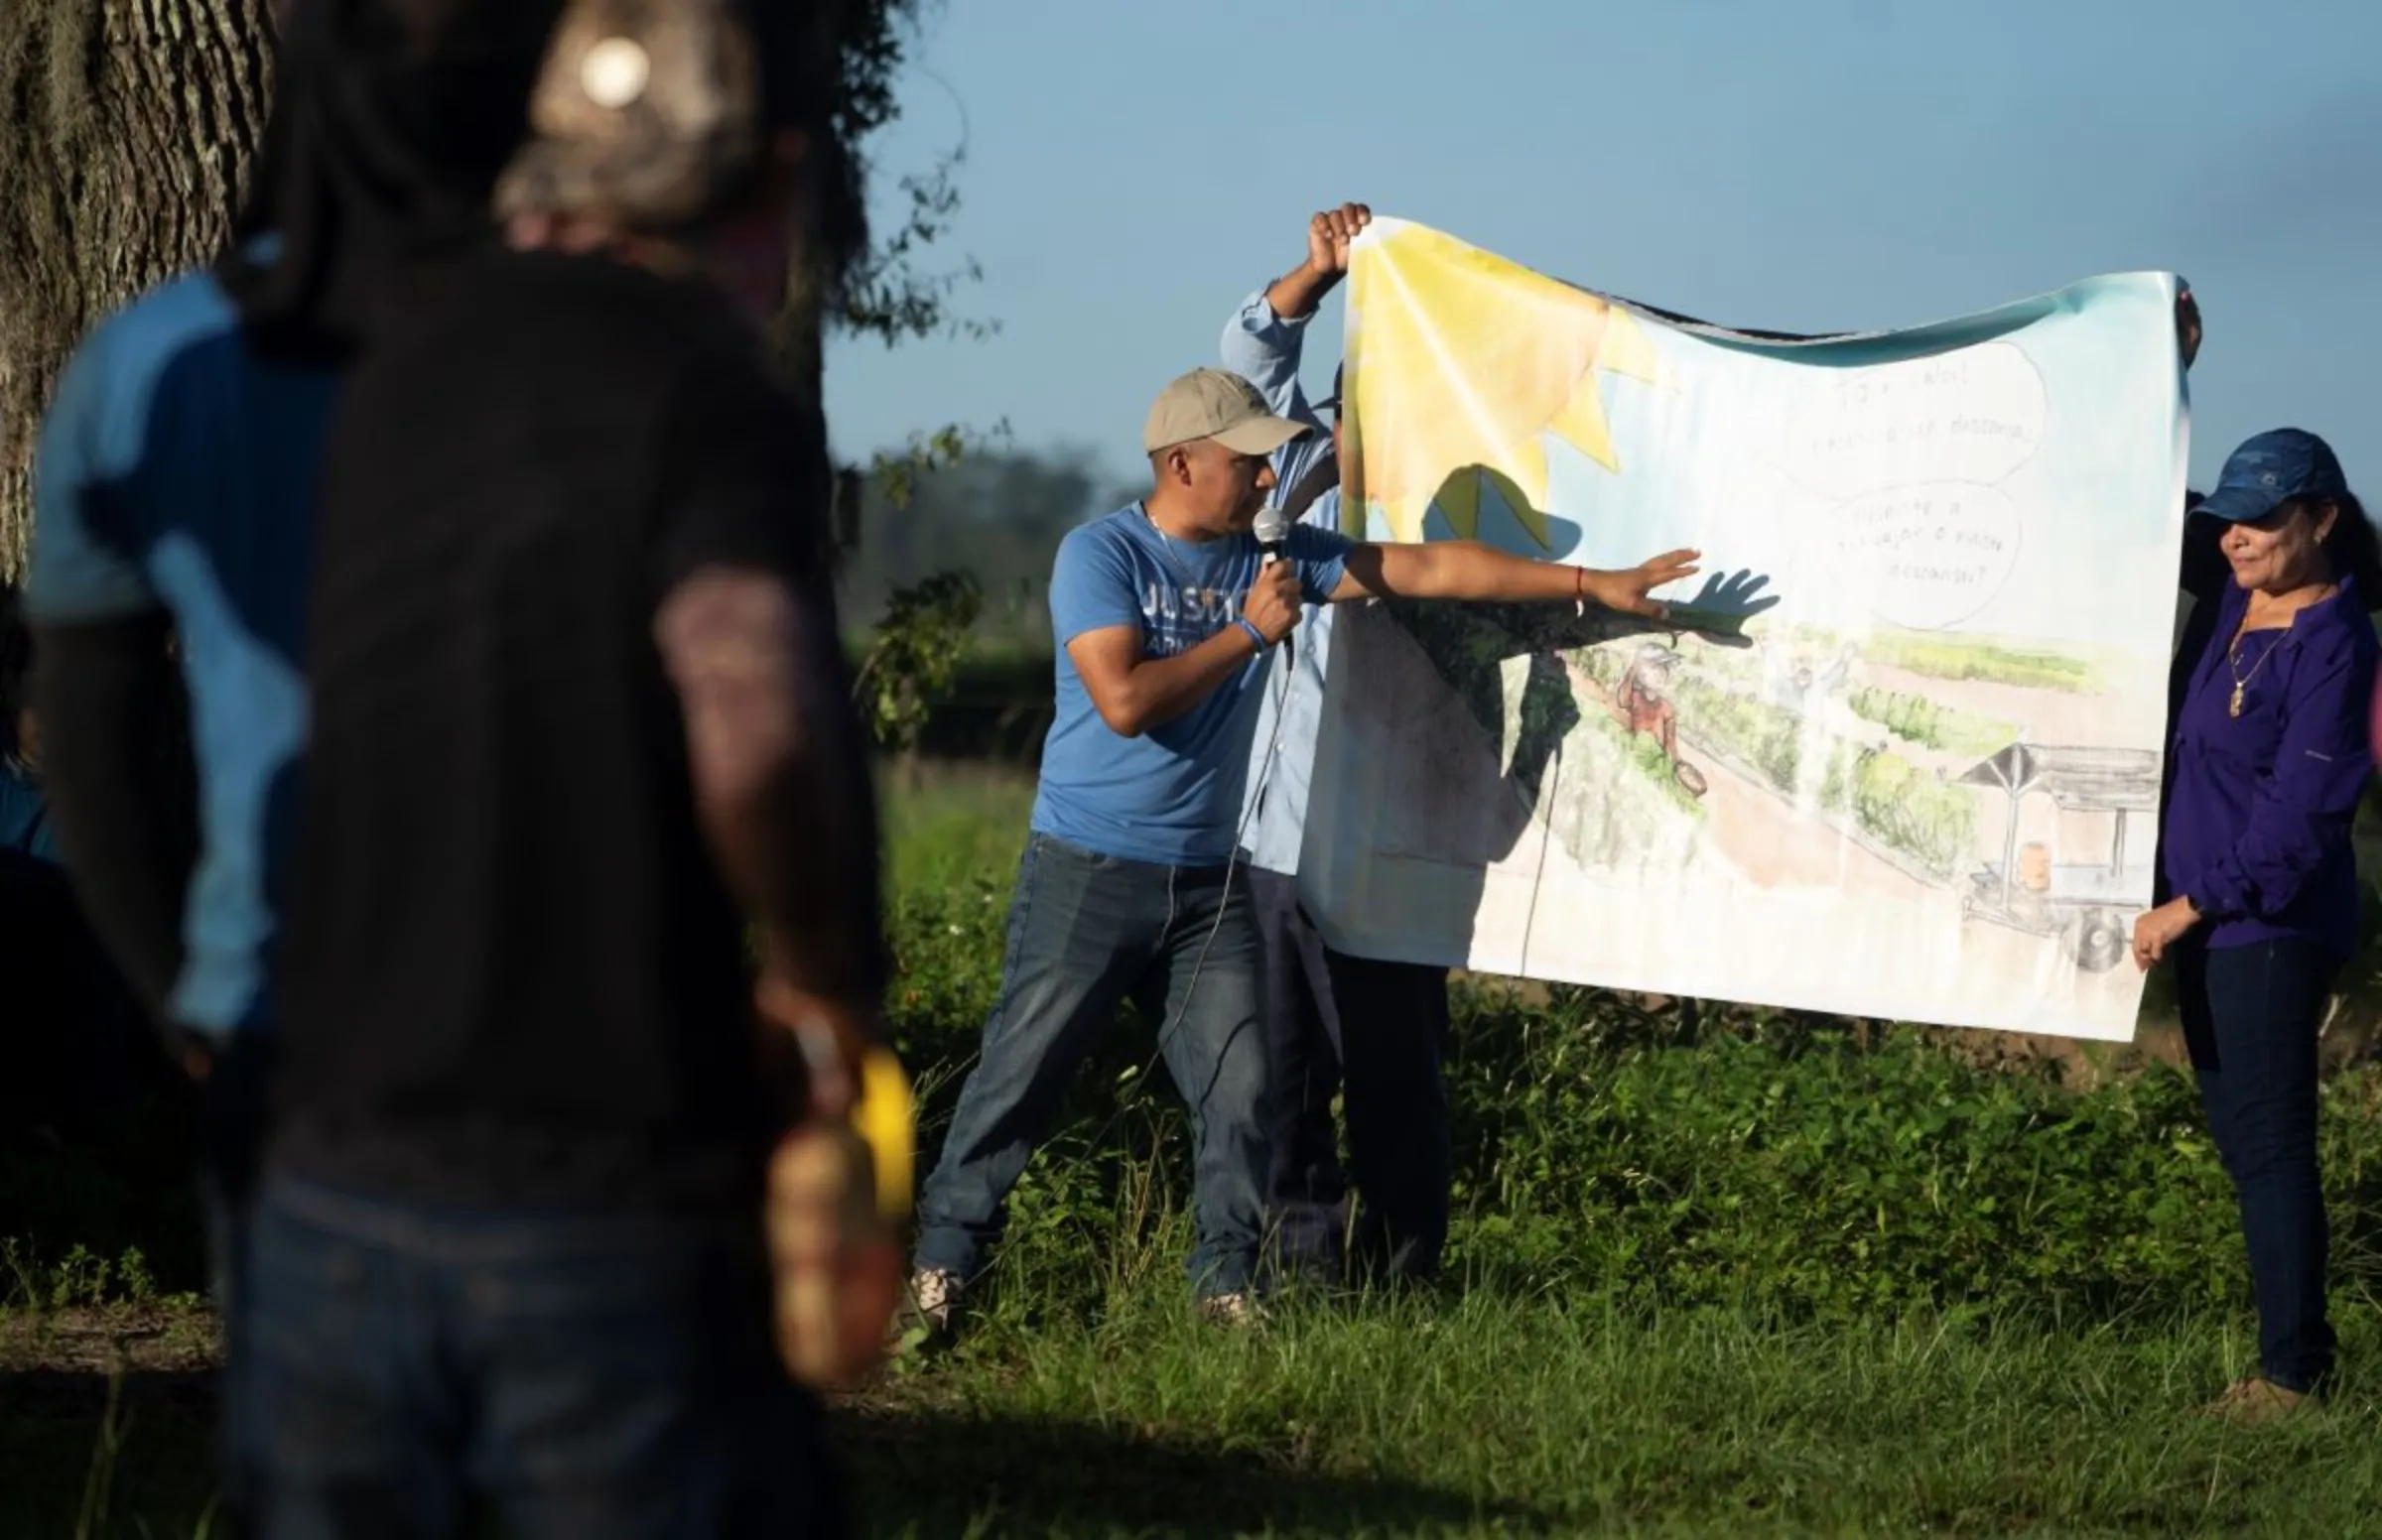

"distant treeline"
[832, 445, 1129, 762]
[835, 444, 1135, 644]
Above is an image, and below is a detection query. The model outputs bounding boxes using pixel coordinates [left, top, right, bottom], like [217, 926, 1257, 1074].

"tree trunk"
[0, 0, 277, 581]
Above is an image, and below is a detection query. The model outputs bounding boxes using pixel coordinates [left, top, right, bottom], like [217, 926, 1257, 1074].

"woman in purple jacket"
[2137, 428, 2380, 1422]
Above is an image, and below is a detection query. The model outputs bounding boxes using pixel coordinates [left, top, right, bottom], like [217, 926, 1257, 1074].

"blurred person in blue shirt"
[36, 1, 896, 1531]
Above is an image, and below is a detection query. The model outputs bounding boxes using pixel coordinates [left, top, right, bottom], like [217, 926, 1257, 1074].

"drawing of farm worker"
[1614, 643, 1681, 762]
[2140, 429, 2382, 1424]
[1812, 640, 1861, 700]
[1761, 639, 1811, 714]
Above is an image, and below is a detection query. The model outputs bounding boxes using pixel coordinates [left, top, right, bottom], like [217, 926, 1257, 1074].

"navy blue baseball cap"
[1316, 362, 1344, 413]
[2190, 429, 2349, 524]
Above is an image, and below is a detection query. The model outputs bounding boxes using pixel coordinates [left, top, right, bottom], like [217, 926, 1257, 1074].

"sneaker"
[2203, 1374, 2315, 1426]
[1197, 1290, 1267, 1330]
[894, 1267, 965, 1350]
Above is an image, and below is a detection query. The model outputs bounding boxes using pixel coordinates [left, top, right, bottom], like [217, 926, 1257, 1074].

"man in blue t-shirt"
[908, 367, 1699, 1330]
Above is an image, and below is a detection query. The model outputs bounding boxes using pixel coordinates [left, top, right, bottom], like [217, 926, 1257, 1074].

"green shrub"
[13, 771, 2377, 1336]
[1438, 994, 2285, 1317]
[865, 782, 2381, 1329]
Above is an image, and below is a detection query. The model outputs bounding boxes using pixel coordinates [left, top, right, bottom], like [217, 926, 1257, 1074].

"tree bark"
[0, 0, 277, 581]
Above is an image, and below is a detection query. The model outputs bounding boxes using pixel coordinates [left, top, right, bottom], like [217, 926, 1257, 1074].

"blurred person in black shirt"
[201, 3, 895, 1534]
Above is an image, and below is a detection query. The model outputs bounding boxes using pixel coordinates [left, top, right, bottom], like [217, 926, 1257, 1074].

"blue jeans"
[914, 833, 1269, 1297]
[1248, 867, 1450, 1285]
[2177, 937, 2339, 1394]
[224, 1174, 843, 1539]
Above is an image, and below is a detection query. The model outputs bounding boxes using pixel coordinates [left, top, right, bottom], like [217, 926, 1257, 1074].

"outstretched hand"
[1585, 548, 1701, 619]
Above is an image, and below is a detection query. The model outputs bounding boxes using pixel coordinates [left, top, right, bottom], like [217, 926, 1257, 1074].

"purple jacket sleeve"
[2186, 636, 2377, 920]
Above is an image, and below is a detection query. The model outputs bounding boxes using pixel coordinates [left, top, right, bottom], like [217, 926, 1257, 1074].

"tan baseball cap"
[495, 0, 766, 232]
[1142, 368, 1312, 456]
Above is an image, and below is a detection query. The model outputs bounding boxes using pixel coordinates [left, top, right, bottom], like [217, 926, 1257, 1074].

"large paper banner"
[1299, 218, 2189, 1041]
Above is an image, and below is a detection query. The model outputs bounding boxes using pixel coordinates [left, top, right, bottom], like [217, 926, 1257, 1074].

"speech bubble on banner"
[1782, 343, 2047, 503]
[1834, 480, 2026, 630]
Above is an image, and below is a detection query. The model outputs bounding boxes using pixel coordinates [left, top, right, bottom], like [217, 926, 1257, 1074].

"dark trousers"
[2176, 937, 2338, 1394]
[913, 833, 1270, 1297]
[223, 1174, 843, 1539]
[0, 846, 150, 1134]
[1248, 867, 1451, 1285]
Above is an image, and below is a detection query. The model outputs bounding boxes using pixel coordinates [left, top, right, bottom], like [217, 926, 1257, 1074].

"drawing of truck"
[1953, 741, 2162, 973]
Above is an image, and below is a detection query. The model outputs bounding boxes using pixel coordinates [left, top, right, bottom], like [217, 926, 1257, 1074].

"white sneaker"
[901, 1266, 964, 1341]
[1197, 1290, 1267, 1329]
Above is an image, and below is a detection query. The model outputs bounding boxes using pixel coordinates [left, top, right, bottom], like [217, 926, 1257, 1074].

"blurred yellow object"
[766, 1116, 903, 1389]
[853, 1044, 915, 1222]
[751, 980, 916, 1387]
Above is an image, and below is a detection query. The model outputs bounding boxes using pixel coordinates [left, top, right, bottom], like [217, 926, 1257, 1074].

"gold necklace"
[2226, 630, 2284, 718]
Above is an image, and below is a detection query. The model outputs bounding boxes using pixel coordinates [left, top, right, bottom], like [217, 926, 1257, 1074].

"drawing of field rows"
[1367, 598, 2154, 944]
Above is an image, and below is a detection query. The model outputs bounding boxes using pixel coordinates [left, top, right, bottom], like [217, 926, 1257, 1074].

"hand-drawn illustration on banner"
[1299, 218, 2188, 1040]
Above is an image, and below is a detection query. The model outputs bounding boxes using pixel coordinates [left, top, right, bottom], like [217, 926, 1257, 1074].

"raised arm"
[1221, 202, 1370, 451]
[1263, 202, 1371, 328]
[1329, 540, 1701, 619]
[1220, 290, 1316, 426]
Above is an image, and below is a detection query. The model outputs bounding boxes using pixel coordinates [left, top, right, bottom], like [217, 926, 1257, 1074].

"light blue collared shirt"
[1222, 290, 1345, 876]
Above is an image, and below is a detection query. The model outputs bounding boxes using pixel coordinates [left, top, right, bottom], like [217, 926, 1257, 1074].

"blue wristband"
[1237, 617, 1268, 652]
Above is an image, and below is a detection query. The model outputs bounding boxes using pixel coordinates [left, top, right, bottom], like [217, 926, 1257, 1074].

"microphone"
[1252, 505, 1292, 667]
[1254, 505, 1288, 566]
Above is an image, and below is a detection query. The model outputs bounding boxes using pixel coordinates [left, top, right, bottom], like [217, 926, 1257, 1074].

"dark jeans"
[2176, 937, 2339, 1394]
[224, 1174, 842, 1539]
[1248, 867, 1451, 1285]
[913, 832, 1269, 1297]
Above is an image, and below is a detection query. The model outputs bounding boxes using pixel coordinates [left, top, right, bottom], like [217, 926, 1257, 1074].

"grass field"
[8, 764, 2382, 1537]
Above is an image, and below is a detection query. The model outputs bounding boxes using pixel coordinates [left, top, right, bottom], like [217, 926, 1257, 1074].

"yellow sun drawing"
[1345, 222, 1664, 546]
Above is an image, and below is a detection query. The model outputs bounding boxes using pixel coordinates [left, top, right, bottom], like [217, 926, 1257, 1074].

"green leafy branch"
[852, 570, 984, 755]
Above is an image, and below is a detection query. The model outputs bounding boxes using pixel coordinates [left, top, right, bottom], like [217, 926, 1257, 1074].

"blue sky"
[823, 0, 2382, 502]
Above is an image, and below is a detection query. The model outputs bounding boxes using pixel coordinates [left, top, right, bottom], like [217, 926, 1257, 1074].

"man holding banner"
[904, 358, 1701, 1332]
[1220, 200, 1464, 1286]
